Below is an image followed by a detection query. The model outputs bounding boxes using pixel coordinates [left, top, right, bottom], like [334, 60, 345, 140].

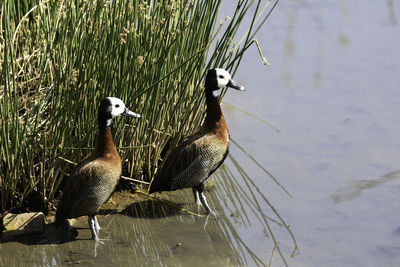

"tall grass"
[0, 0, 278, 212]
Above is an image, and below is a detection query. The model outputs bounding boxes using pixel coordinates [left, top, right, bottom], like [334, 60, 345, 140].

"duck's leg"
[194, 183, 217, 216]
[94, 215, 101, 233]
[192, 187, 201, 206]
[192, 187, 202, 214]
[88, 215, 100, 242]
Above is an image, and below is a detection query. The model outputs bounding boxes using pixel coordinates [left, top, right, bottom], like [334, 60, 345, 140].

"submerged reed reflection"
[124, 145, 298, 266]
[212, 151, 297, 266]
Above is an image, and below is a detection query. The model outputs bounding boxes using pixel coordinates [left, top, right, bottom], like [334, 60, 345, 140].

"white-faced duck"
[55, 97, 140, 242]
[149, 68, 244, 215]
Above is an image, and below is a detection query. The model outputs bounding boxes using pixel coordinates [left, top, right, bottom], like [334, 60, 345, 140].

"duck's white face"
[107, 97, 127, 118]
[215, 68, 232, 89]
[211, 68, 245, 97]
[105, 97, 140, 126]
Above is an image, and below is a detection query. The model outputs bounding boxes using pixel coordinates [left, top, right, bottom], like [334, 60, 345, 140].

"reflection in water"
[338, 2, 350, 46]
[215, 154, 297, 266]
[387, 0, 397, 25]
[0, 149, 295, 267]
[332, 169, 400, 203]
[282, 7, 296, 88]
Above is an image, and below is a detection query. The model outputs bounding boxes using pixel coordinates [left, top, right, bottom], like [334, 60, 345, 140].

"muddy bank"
[1, 191, 148, 244]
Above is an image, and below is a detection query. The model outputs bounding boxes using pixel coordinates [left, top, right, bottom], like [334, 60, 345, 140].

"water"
[224, 0, 400, 266]
[1, 1, 400, 266]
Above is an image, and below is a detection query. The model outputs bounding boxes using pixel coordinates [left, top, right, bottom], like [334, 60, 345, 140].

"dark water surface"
[1, 1, 400, 266]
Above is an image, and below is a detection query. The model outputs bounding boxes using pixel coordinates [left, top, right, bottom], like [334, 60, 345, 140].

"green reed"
[0, 0, 278, 211]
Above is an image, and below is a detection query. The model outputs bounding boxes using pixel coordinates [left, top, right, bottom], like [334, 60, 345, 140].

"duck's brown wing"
[149, 132, 204, 193]
[55, 163, 92, 224]
[149, 133, 228, 193]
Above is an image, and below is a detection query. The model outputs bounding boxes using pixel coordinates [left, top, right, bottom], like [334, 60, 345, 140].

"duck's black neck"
[98, 121, 108, 135]
[204, 87, 223, 129]
[98, 111, 112, 133]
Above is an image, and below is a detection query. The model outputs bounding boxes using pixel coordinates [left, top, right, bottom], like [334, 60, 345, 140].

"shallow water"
[224, 0, 400, 266]
[2, 1, 400, 266]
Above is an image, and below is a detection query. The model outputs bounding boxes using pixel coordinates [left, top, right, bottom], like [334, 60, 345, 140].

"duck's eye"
[218, 75, 224, 79]
[115, 104, 120, 108]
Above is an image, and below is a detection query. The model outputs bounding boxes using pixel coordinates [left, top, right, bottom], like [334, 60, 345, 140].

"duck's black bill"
[122, 108, 141, 118]
[227, 79, 245, 91]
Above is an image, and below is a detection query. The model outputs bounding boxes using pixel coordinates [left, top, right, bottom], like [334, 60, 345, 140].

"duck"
[149, 68, 244, 215]
[55, 97, 140, 242]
